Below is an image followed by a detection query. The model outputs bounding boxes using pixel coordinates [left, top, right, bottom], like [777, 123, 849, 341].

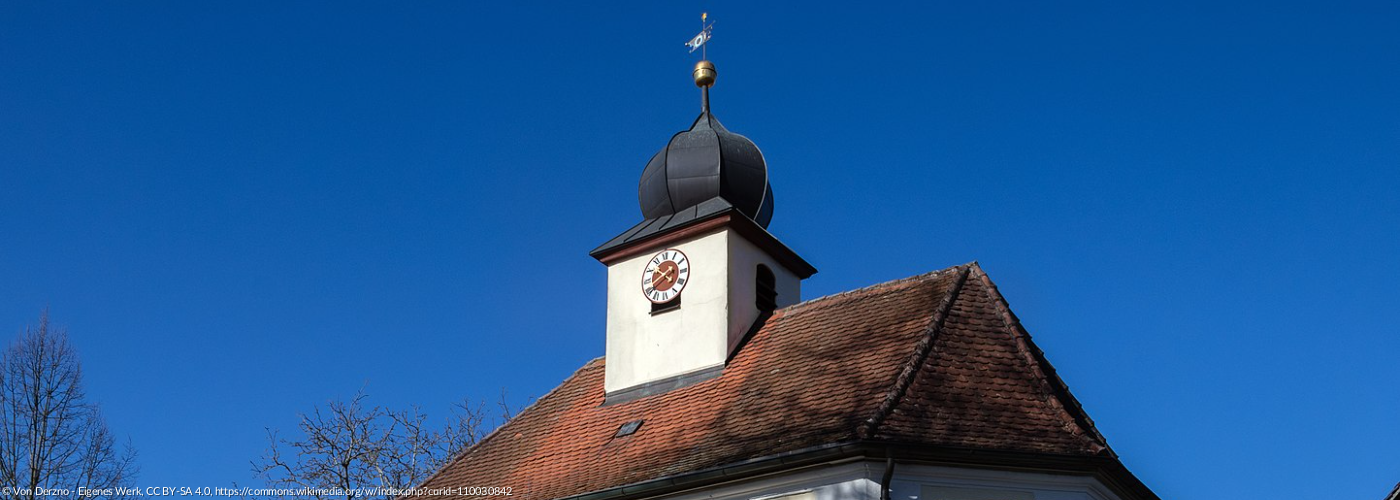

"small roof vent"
[614, 419, 644, 438]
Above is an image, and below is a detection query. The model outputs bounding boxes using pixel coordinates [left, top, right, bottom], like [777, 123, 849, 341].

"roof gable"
[866, 267, 1107, 455]
[421, 263, 1135, 500]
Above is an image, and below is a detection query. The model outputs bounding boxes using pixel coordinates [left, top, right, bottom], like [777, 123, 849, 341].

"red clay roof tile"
[420, 263, 1121, 500]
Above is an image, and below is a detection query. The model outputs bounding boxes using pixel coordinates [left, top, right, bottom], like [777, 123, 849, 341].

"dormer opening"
[756, 264, 777, 312]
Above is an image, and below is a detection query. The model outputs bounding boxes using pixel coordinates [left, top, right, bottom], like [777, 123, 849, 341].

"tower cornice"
[591, 207, 816, 279]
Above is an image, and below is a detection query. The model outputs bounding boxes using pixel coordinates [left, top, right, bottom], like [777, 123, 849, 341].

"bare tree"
[0, 312, 137, 500]
[254, 389, 513, 500]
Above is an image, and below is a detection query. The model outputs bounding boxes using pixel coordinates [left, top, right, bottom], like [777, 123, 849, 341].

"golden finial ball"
[693, 60, 716, 88]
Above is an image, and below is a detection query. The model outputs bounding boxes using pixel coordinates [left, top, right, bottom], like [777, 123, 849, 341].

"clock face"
[641, 249, 690, 303]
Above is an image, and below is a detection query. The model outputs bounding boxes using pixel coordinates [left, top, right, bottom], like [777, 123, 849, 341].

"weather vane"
[684, 12, 713, 58]
[685, 13, 717, 111]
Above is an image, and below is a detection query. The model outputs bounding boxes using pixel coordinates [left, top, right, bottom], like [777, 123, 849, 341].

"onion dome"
[637, 105, 774, 228]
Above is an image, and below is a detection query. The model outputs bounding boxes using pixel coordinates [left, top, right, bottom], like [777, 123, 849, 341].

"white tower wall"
[604, 225, 803, 395]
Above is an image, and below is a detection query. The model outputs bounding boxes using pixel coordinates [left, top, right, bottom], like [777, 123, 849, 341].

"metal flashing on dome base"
[589, 200, 817, 279]
[590, 196, 734, 257]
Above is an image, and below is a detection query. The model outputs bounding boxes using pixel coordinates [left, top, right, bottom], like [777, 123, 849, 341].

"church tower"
[589, 60, 817, 401]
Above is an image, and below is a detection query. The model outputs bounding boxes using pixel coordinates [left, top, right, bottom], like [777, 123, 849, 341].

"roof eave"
[557, 441, 1159, 500]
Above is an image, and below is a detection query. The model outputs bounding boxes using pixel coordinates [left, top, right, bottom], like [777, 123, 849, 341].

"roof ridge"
[411, 357, 605, 491]
[971, 265, 1113, 456]
[857, 264, 972, 439]
[782, 262, 975, 316]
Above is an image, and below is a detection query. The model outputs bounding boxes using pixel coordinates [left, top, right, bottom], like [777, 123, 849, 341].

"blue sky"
[2, 2, 1397, 499]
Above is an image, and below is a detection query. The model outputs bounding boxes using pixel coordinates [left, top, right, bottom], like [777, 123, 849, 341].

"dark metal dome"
[638, 111, 774, 228]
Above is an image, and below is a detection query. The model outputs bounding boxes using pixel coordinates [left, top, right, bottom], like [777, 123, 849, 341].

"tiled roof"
[419, 263, 1142, 500]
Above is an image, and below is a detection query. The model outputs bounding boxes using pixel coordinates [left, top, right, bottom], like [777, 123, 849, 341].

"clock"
[641, 249, 690, 303]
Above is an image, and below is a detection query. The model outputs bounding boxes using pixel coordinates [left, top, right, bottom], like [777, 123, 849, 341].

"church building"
[417, 55, 1160, 500]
